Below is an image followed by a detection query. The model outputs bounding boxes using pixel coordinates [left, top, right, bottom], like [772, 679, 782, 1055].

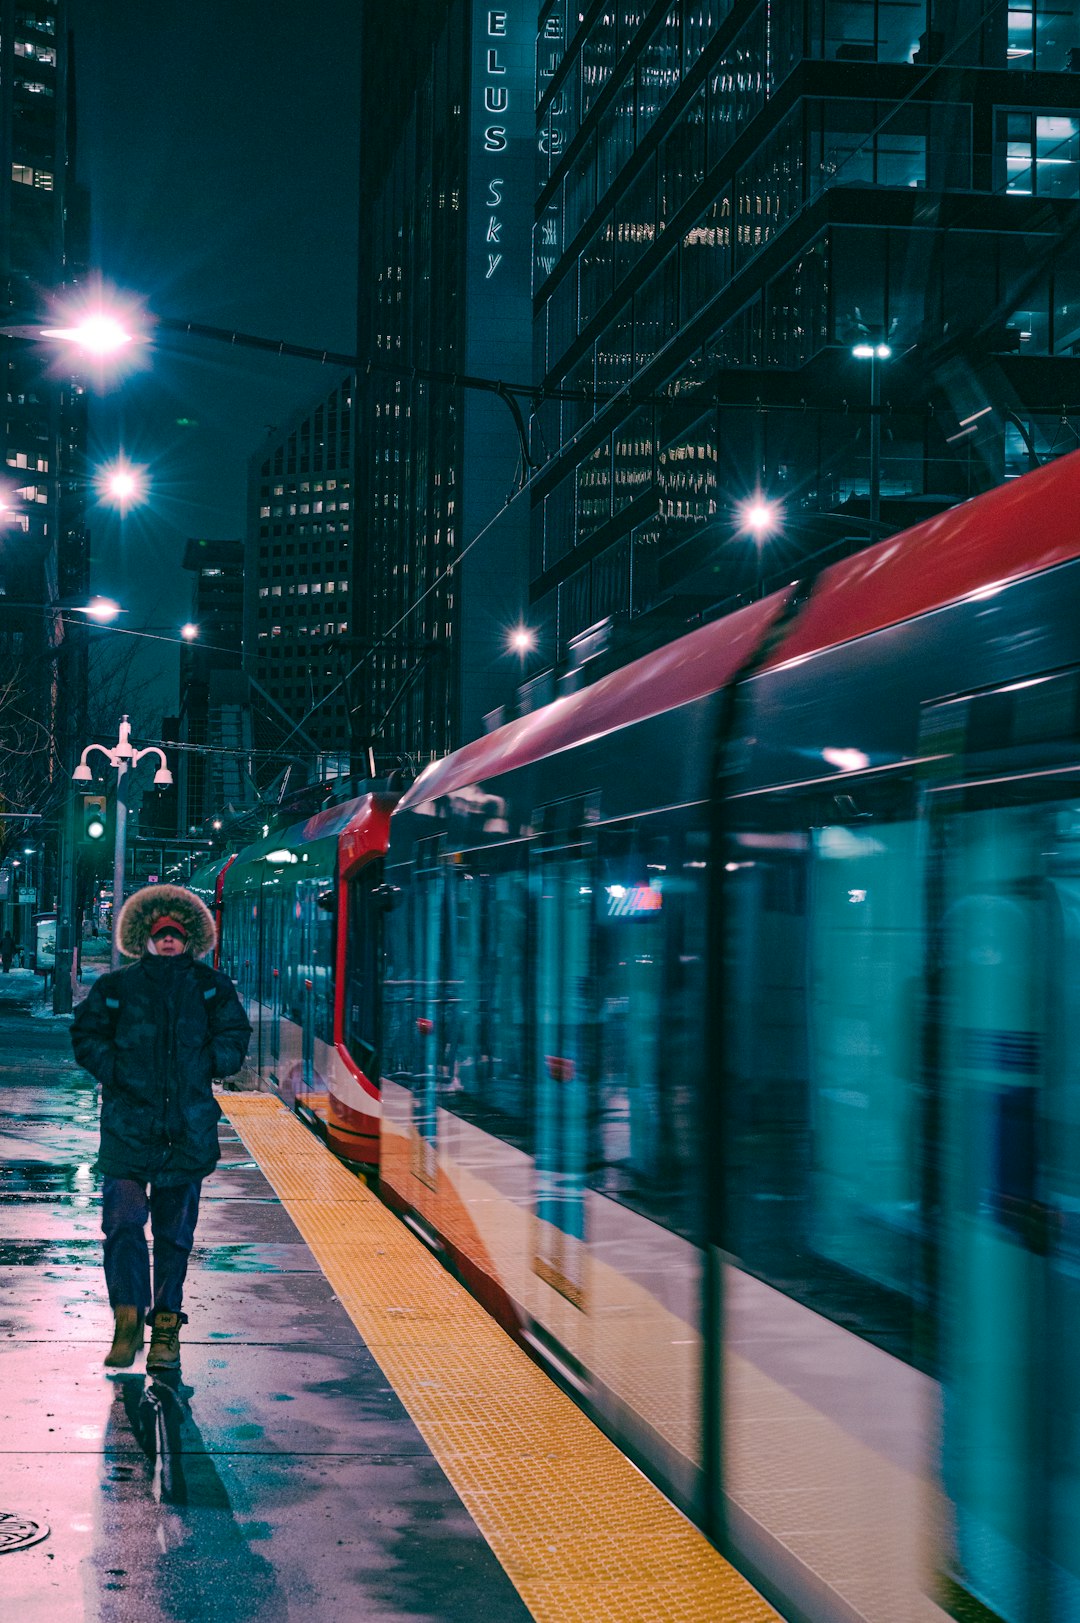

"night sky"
[69, 0, 362, 719]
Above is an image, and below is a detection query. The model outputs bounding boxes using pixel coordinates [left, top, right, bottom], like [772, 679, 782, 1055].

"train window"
[342, 859, 383, 1075]
[428, 848, 531, 1151]
[533, 826, 593, 1304]
[723, 778, 923, 1360]
[591, 816, 707, 1235]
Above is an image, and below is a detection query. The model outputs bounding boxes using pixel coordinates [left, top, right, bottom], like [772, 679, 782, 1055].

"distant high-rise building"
[177, 538, 244, 832]
[355, 0, 534, 762]
[244, 377, 355, 771]
[0, 0, 89, 822]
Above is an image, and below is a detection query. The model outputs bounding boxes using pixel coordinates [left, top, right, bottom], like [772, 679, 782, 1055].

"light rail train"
[194, 451, 1080, 1623]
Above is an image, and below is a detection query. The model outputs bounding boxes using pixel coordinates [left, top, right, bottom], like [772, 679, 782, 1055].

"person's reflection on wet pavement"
[92, 1372, 291, 1622]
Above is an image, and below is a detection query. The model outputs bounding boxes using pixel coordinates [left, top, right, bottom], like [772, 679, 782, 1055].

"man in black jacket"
[71, 883, 252, 1370]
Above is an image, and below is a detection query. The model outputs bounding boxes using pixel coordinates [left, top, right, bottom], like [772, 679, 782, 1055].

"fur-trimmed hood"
[116, 884, 217, 960]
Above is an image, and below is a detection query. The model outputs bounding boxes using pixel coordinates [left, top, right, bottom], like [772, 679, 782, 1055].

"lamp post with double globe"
[72, 716, 173, 970]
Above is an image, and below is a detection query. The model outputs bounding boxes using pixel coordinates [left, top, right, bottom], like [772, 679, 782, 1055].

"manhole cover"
[0, 1512, 50, 1553]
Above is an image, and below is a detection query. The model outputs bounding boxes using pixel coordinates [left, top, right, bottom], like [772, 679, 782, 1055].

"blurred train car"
[187, 849, 237, 969]
[215, 792, 394, 1162]
[375, 450, 1080, 1623]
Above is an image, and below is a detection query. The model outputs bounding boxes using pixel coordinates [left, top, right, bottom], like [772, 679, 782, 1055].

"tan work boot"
[146, 1310, 182, 1371]
[104, 1306, 145, 1368]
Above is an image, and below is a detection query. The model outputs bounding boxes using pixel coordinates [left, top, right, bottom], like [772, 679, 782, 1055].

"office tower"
[244, 377, 355, 772]
[528, 1, 1080, 654]
[355, 0, 534, 761]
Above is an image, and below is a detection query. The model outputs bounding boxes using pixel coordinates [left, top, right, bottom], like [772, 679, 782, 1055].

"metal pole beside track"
[110, 760, 128, 971]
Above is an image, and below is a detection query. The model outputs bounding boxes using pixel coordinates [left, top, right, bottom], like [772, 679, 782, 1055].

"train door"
[292, 881, 315, 1094]
[266, 888, 282, 1077]
[341, 857, 383, 1080]
[412, 838, 444, 1188]
[924, 671, 1080, 1622]
[251, 884, 266, 1077]
[530, 797, 595, 1319]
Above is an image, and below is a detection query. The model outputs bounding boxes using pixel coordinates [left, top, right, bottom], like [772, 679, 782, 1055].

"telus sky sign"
[466, 2, 532, 373]
[459, 1, 534, 744]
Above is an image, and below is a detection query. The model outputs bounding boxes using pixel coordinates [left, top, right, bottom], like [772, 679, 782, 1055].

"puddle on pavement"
[0, 1238, 292, 1271]
[0, 1161, 101, 1194]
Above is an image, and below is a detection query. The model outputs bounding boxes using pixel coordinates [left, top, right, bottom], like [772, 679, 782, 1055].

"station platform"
[0, 972, 780, 1622]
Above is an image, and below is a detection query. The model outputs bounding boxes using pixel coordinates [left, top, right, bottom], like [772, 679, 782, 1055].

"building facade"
[354, 0, 1080, 750]
[355, 0, 534, 763]
[244, 377, 355, 770]
[527, 0, 1080, 655]
[0, 0, 89, 827]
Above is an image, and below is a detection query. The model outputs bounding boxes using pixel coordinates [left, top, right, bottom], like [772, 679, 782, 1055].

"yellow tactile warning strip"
[221, 1094, 781, 1623]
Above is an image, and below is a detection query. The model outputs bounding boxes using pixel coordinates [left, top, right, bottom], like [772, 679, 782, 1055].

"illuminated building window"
[998, 109, 1080, 197]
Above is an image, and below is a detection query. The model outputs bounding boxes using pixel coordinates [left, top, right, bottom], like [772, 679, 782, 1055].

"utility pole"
[53, 787, 78, 1014]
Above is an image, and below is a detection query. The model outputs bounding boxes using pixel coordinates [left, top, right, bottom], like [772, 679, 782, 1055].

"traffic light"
[82, 794, 107, 843]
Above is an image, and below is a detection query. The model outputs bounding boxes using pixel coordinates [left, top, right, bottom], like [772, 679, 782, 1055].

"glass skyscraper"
[0, 0, 89, 804]
[356, 0, 534, 762]
[529, 0, 1080, 653]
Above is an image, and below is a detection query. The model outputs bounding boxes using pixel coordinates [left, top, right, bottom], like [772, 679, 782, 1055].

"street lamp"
[506, 624, 537, 657]
[39, 312, 134, 357]
[94, 457, 148, 511]
[736, 493, 783, 597]
[72, 715, 173, 969]
[852, 342, 892, 543]
[180, 622, 199, 641]
[17, 295, 542, 488]
[78, 597, 124, 623]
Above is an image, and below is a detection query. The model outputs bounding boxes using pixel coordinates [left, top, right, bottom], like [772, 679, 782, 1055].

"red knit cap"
[150, 915, 188, 939]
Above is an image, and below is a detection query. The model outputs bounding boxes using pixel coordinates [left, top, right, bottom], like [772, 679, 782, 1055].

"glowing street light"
[39, 312, 136, 357]
[507, 624, 537, 657]
[77, 597, 124, 623]
[180, 622, 199, 641]
[94, 458, 148, 510]
[736, 494, 783, 599]
[737, 495, 783, 541]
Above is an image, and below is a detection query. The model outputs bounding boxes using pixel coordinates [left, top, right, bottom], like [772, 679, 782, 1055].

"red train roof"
[764, 448, 1080, 671]
[399, 589, 794, 809]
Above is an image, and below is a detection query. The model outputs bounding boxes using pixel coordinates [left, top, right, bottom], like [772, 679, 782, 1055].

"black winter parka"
[71, 956, 252, 1184]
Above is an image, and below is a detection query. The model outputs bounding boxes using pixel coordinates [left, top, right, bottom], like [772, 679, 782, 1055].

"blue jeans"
[101, 1178, 202, 1317]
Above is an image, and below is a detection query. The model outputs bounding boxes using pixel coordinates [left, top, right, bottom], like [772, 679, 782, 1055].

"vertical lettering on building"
[480, 10, 511, 275]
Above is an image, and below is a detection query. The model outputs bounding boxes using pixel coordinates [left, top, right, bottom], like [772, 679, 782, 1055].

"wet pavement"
[0, 971, 530, 1622]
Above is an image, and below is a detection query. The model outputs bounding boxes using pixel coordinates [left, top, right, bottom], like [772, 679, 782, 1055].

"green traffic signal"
[82, 794, 107, 842]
